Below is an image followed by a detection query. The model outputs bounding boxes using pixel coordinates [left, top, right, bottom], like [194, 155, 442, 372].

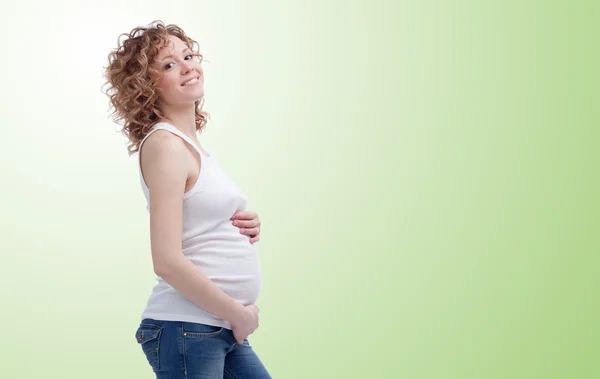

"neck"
[158, 102, 199, 141]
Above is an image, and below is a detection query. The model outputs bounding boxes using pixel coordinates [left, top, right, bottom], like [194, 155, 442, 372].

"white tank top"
[136, 122, 262, 329]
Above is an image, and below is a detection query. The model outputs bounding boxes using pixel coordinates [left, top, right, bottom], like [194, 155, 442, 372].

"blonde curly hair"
[103, 20, 209, 155]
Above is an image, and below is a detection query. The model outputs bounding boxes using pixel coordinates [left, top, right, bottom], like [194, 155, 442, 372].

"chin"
[194, 91, 205, 101]
[180, 88, 204, 103]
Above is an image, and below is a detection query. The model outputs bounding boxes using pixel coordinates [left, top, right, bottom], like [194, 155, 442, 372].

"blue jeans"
[135, 318, 272, 379]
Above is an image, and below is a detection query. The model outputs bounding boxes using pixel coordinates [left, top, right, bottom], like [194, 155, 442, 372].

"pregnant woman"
[103, 20, 271, 378]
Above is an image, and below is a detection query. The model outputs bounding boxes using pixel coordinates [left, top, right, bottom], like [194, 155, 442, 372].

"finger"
[231, 211, 258, 220]
[233, 330, 244, 344]
[240, 227, 259, 236]
[250, 236, 260, 244]
[232, 219, 260, 228]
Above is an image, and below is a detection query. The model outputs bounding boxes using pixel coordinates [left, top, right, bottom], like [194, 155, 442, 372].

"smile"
[182, 76, 200, 86]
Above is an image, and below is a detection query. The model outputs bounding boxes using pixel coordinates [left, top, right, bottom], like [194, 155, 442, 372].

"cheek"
[157, 74, 180, 92]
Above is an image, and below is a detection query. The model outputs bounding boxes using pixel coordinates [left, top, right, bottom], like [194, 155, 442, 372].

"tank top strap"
[144, 122, 212, 160]
[137, 122, 213, 194]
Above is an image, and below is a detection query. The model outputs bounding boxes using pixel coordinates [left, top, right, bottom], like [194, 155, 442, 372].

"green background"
[1, 1, 598, 378]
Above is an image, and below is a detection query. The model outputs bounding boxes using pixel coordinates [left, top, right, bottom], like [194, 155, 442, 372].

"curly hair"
[103, 20, 209, 155]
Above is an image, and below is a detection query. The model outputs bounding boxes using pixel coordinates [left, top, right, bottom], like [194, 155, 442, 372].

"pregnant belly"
[183, 223, 263, 304]
[185, 245, 262, 305]
[210, 273, 262, 305]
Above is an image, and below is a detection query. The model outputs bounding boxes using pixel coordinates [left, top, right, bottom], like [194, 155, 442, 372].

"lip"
[181, 74, 201, 86]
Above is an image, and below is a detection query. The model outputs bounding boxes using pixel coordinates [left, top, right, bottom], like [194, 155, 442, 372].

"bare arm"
[141, 131, 248, 327]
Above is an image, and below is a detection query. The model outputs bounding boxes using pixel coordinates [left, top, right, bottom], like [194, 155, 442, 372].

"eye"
[162, 53, 198, 70]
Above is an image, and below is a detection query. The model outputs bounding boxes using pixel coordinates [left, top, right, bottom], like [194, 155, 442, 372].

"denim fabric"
[135, 318, 271, 379]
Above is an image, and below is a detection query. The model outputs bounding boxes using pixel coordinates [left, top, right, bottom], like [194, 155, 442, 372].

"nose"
[182, 61, 195, 74]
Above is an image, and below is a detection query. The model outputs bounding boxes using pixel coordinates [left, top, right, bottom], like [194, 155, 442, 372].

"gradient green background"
[1, 1, 598, 378]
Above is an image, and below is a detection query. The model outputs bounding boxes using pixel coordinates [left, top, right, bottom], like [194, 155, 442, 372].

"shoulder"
[141, 129, 187, 158]
[140, 129, 188, 186]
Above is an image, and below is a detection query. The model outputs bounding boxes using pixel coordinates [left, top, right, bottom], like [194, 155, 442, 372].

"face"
[153, 35, 204, 106]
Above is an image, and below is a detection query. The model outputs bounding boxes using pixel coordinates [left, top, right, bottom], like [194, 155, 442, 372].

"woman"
[103, 21, 271, 378]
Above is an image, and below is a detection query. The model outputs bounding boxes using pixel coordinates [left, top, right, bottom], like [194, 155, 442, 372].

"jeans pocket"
[135, 323, 163, 372]
[183, 323, 224, 338]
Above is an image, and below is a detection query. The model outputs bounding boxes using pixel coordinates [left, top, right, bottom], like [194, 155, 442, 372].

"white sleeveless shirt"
[136, 122, 262, 329]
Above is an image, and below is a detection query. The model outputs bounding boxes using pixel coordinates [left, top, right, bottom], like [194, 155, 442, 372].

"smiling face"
[153, 34, 204, 107]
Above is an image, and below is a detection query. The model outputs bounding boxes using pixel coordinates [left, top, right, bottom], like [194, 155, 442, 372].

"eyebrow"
[161, 47, 192, 61]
